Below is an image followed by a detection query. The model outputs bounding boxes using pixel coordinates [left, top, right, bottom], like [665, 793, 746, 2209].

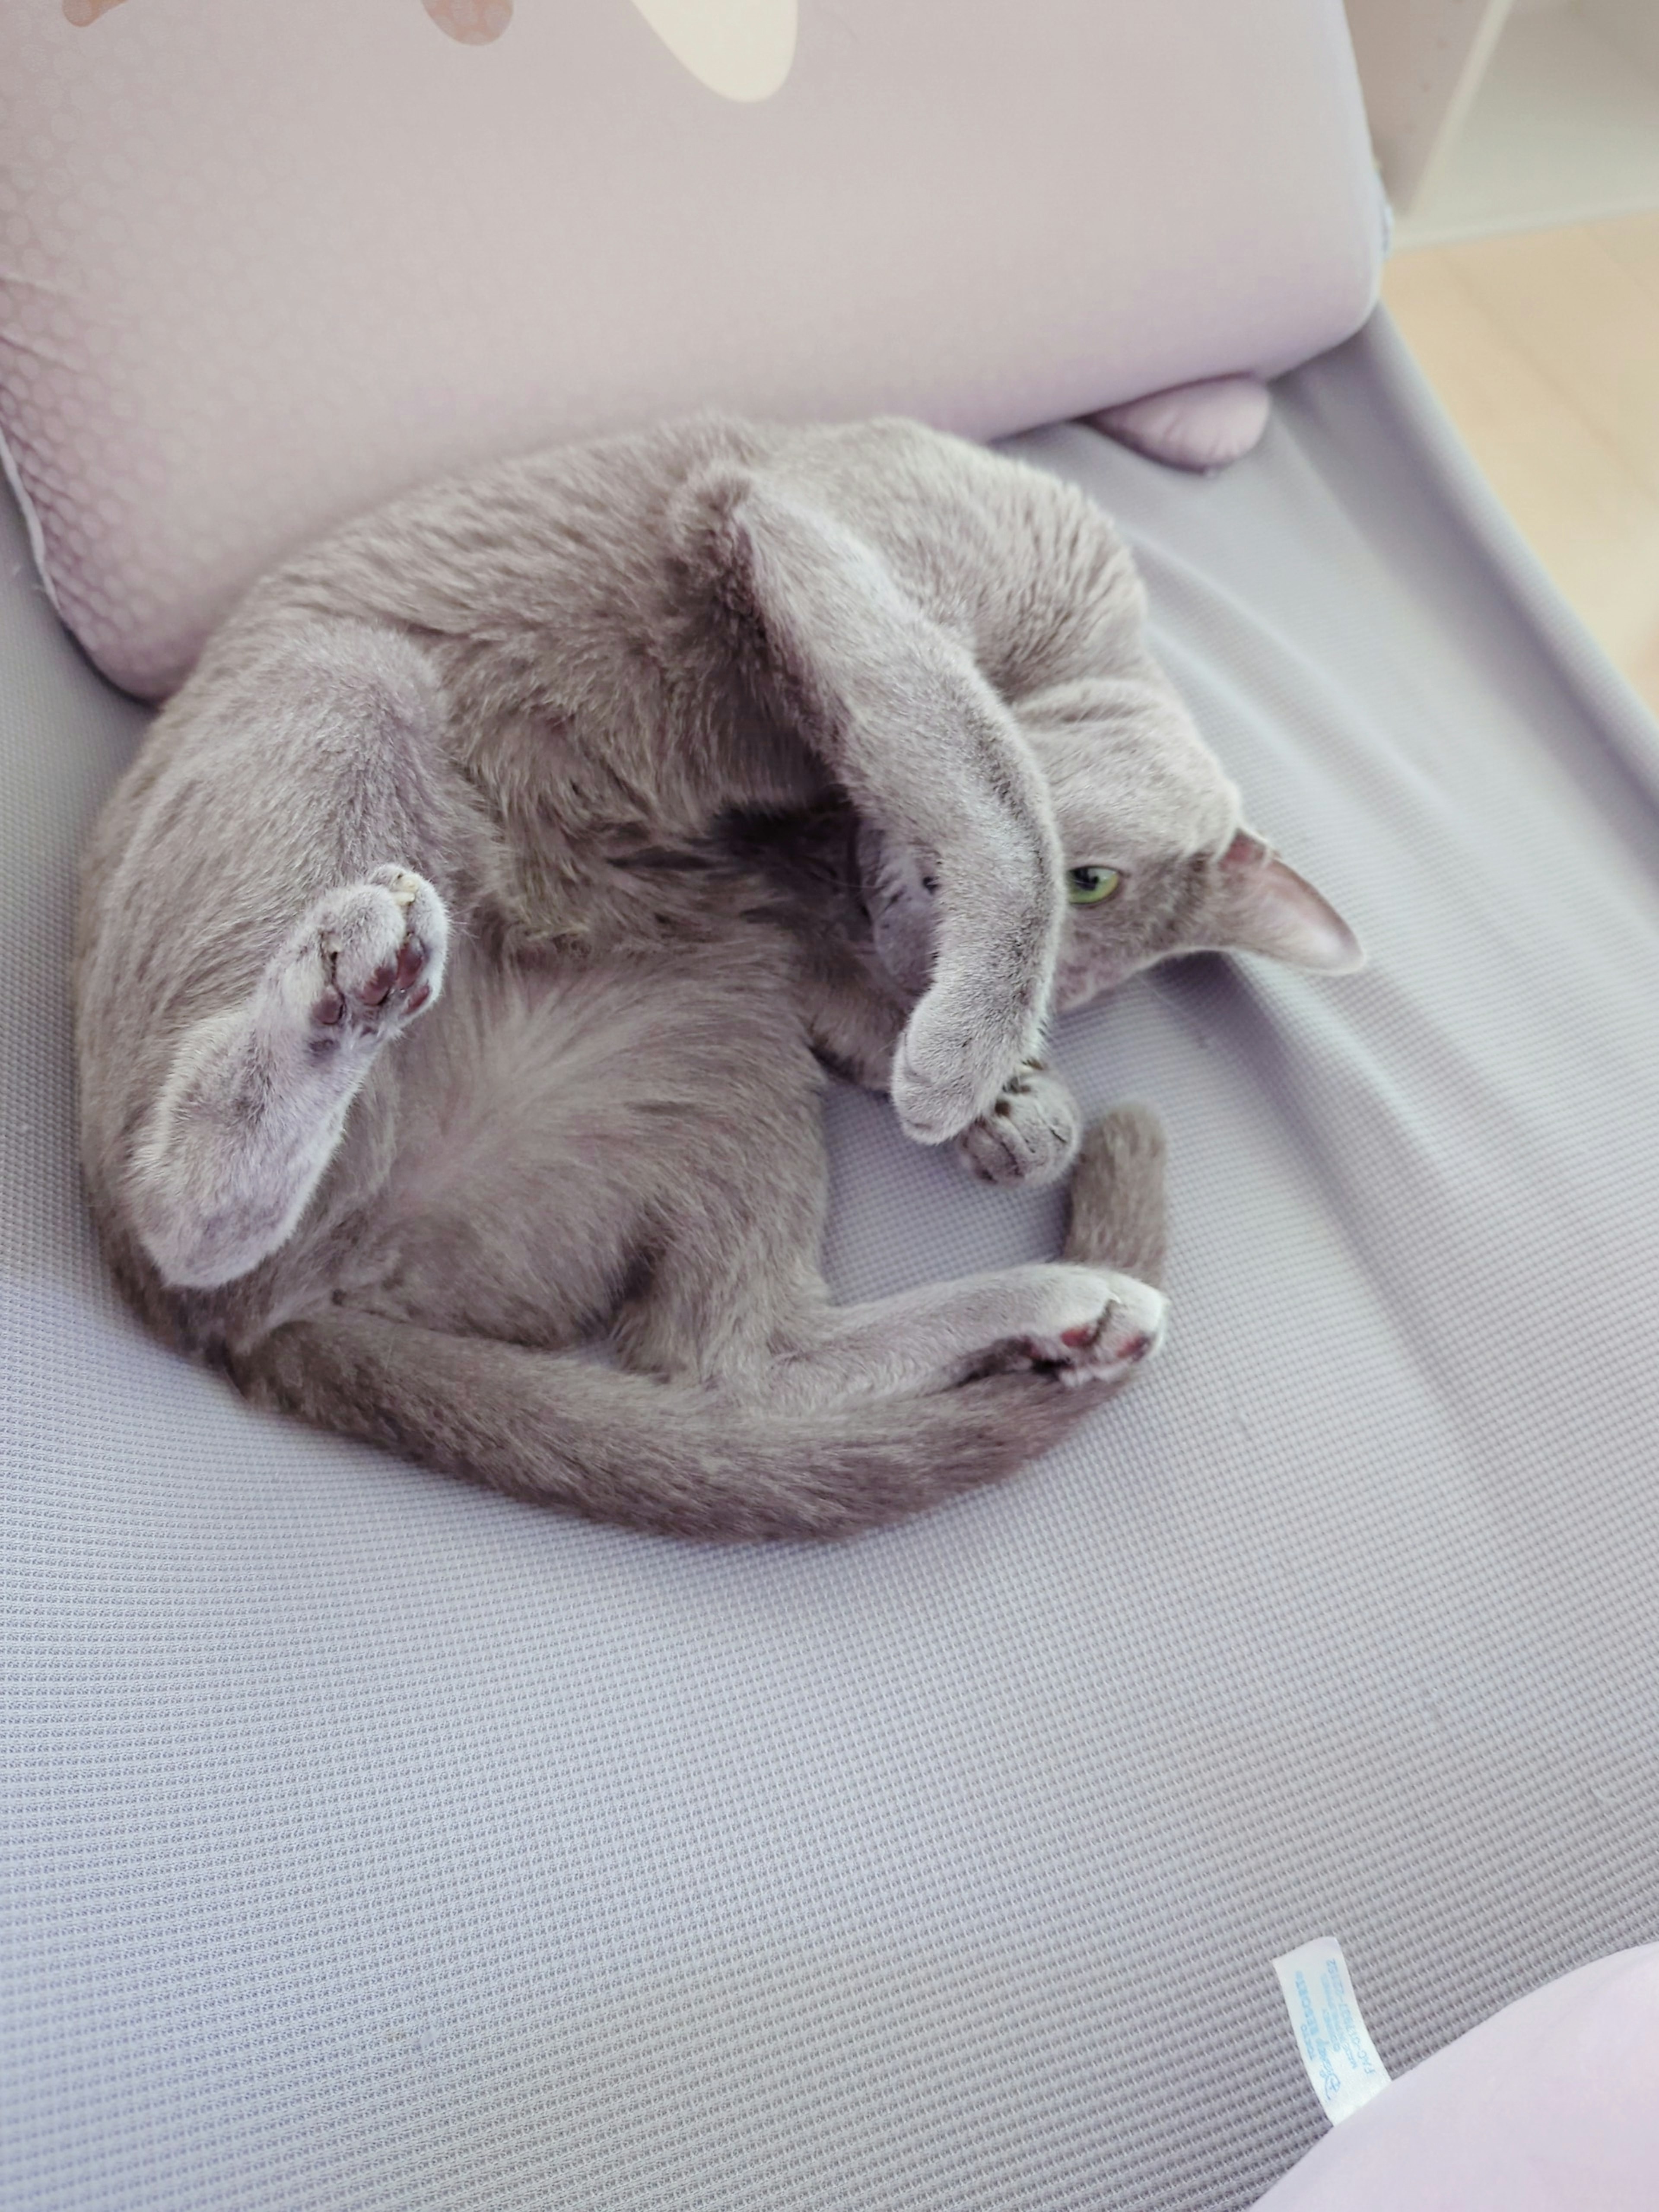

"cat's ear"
[1204, 831, 1364, 973]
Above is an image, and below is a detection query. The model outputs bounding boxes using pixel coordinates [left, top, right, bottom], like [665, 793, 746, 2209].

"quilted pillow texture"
[0, 0, 1379, 696]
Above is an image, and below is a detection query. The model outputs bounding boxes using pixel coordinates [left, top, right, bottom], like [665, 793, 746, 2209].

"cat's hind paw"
[1018, 1268, 1167, 1387]
[274, 868, 449, 1053]
[955, 1062, 1080, 1188]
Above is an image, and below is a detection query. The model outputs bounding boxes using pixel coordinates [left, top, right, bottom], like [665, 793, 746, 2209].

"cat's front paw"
[955, 1062, 1080, 1188]
[891, 982, 1040, 1145]
[274, 868, 449, 1052]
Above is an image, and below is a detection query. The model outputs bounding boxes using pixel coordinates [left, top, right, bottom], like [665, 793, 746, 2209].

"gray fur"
[76, 416, 1357, 1538]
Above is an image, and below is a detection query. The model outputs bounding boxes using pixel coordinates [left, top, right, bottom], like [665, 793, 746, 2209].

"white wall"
[1341, 0, 1515, 212]
[1586, 0, 1659, 78]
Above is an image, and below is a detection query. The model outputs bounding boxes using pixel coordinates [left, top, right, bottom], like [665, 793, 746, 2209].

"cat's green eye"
[1067, 864, 1121, 905]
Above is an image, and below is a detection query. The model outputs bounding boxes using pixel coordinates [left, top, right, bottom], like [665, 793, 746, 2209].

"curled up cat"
[75, 416, 1361, 1540]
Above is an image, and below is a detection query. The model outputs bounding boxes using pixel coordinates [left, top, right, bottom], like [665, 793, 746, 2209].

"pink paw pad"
[308, 924, 435, 1037]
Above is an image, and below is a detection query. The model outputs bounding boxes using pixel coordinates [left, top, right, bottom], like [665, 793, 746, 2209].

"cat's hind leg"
[617, 1018, 1166, 1417]
[757, 1258, 1166, 1411]
[128, 869, 447, 1288]
[78, 617, 482, 1293]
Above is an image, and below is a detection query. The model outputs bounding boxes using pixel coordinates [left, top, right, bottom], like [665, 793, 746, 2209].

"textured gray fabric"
[6, 312, 1659, 2211]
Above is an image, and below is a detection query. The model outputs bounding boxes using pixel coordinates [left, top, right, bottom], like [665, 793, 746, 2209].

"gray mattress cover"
[6, 313, 1659, 2212]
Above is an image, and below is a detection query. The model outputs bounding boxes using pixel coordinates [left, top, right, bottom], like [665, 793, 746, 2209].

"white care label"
[1272, 1937, 1391, 2125]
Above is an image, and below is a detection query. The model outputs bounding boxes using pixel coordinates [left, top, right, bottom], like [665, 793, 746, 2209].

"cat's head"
[1026, 670, 1363, 1009]
[862, 667, 1362, 1011]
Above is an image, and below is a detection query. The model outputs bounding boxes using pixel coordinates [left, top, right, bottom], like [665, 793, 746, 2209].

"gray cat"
[75, 416, 1360, 1539]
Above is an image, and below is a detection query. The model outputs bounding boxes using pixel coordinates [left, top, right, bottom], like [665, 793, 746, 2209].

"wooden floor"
[1383, 213, 1659, 715]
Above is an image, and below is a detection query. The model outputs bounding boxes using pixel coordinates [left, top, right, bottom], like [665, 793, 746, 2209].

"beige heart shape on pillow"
[429, 0, 798, 94]
[629, 0, 797, 101]
[68, 0, 797, 101]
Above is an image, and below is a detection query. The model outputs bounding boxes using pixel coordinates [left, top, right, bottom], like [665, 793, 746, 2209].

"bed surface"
[6, 315, 1659, 2211]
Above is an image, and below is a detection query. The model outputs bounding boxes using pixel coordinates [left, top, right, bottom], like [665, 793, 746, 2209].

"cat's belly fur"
[315, 934, 826, 1353]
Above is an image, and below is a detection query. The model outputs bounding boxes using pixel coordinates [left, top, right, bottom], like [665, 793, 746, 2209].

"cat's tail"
[1064, 1102, 1167, 1287]
[230, 1106, 1167, 1544]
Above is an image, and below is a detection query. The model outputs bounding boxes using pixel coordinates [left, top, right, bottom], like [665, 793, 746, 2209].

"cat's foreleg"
[691, 473, 1065, 1144]
[129, 869, 447, 1288]
[868, 686, 1063, 1150]
[813, 797, 1065, 1156]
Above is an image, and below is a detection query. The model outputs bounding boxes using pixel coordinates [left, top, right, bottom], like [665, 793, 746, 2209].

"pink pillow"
[0, 1, 1378, 698]
[1256, 1946, 1659, 2211]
